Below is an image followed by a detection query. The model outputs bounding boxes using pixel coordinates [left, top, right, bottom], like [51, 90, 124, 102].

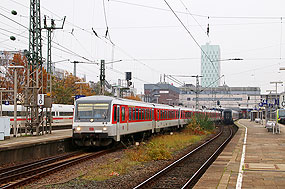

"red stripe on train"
[10, 117, 73, 121]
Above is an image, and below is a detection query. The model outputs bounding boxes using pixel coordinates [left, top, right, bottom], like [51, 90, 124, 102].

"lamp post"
[75, 81, 88, 95]
[8, 65, 24, 137]
[270, 81, 282, 134]
[0, 88, 6, 116]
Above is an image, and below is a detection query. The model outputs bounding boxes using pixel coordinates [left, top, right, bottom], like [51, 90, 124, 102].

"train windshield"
[279, 109, 285, 117]
[75, 103, 110, 121]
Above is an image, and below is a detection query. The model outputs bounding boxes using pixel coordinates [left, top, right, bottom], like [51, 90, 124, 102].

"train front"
[278, 109, 285, 124]
[72, 96, 114, 147]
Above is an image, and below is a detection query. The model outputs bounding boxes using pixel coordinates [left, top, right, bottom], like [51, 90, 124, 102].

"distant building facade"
[201, 43, 220, 87]
[144, 83, 180, 105]
[179, 85, 261, 111]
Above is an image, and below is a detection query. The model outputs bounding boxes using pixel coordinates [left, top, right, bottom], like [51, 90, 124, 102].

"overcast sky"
[1, 0, 285, 94]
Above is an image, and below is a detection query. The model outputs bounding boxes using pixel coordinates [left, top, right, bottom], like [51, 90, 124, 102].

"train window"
[141, 109, 144, 120]
[2, 111, 7, 116]
[139, 109, 141, 120]
[113, 106, 117, 122]
[7, 111, 13, 116]
[150, 109, 152, 120]
[136, 108, 139, 120]
[117, 106, 120, 122]
[161, 110, 163, 120]
[145, 109, 147, 120]
[121, 107, 125, 122]
[52, 112, 55, 116]
[60, 112, 73, 116]
[129, 108, 131, 121]
[146, 109, 148, 120]
[133, 108, 135, 120]
[157, 111, 159, 120]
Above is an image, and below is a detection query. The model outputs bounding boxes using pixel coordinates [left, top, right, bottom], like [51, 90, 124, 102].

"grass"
[77, 115, 216, 182]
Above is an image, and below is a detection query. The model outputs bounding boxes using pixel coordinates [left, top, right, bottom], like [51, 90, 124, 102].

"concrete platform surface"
[0, 129, 72, 151]
[194, 119, 285, 189]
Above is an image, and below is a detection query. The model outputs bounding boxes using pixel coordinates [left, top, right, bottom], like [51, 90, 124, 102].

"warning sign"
[38, 94, 45, 106]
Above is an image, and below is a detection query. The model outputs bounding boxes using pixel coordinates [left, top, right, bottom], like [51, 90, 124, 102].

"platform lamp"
[8, 65, 24, 137]
[0, 88, 6, 116]
[270, 81, 283, 134]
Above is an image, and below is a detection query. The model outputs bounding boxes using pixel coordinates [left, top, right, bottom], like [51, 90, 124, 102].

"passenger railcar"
[277, 109, 285, 124]
[72, 95, 222, 147]
[223, 109, 239, 124]
[1, 104, 73, 126]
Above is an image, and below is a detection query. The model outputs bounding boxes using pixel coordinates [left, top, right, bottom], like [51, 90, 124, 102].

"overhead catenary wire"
[163, 0, 219, 74]
[178, 0, 208, 38]
[110, 0, 285, 20]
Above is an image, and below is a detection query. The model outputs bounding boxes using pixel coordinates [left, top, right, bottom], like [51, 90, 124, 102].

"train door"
[116, 105, 120, 141]
[152, 108, 155, 133]
[178, 109, 181, 128]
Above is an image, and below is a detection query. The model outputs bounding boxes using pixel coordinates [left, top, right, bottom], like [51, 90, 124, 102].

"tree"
[124, 95, 141, 101]
[0, 53, 28, 104]
[52, 72, 95, 104]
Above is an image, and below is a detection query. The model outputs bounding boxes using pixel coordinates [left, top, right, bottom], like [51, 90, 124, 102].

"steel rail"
[181, 127, 233, 188]
[133, 127, 223, 189]
[0, 151, 83, 176]
[0, 149, 113, 189]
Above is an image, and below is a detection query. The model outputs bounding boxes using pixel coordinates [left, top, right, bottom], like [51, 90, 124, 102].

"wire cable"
[163, 0, 219, 74]
[178, 0, 208, 38]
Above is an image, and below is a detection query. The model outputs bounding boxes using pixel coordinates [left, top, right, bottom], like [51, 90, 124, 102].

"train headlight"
[76, 127, 81, 131]
[103, 126, 107, 131]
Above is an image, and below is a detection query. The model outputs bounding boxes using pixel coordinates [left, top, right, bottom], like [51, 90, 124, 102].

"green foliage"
[186, 113, 215, 132]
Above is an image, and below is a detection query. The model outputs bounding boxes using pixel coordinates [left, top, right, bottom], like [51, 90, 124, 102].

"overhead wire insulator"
[11, 10, 17, 15]
[10, 36, 16, 41]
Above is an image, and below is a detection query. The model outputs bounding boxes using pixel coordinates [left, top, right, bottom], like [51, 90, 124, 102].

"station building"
[179, 85, 261, 113]
[144, 83, 180, 105]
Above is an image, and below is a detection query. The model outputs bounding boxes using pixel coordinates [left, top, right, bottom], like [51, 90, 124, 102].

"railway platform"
[194, 119, 285, 189]
[0, 129, 74, 166]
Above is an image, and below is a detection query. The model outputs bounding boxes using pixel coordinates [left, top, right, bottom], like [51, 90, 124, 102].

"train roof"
[76, 95, 179, 109]
[75, 96, 221, 113]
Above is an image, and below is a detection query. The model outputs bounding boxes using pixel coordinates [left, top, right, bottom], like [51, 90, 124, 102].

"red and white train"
[1, 104, 73, 127]
[72, 96, 222, 147]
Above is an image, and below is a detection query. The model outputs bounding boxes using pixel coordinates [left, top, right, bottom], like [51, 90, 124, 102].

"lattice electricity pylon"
[43, 15, 65, 93]
[43, 16, 65, 134]
[24, 0, 44, 135]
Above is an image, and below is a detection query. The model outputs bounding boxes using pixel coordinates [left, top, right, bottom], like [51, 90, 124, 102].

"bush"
[186, 114, 215, 134]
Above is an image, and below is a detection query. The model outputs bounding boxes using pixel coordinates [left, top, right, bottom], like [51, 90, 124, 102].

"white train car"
[1, 104, 73, 127]
[72, 96, 222, 147]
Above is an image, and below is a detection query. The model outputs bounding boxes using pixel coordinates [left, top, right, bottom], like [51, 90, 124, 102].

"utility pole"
[270, 81, 282, 134]
[43, 15, 65, 134]
[24, 0, 43, 135]
[72, 61, 79, 77]
[100, 60, 105, 95]
[9, 66, 24, 137]
[43, 15, 65, 93]
[191, 75, 203, 110]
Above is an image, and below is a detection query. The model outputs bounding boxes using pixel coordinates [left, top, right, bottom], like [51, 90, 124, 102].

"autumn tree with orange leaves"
[0, 52, 95, 105]
[52, 73, 95, 104]
[0, 53, 28, 103]
[124, 95, 141, 101]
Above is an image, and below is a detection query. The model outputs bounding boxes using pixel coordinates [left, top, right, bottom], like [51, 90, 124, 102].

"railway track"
[133, 125, 234, 189]
[0, 149, 114, 189]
